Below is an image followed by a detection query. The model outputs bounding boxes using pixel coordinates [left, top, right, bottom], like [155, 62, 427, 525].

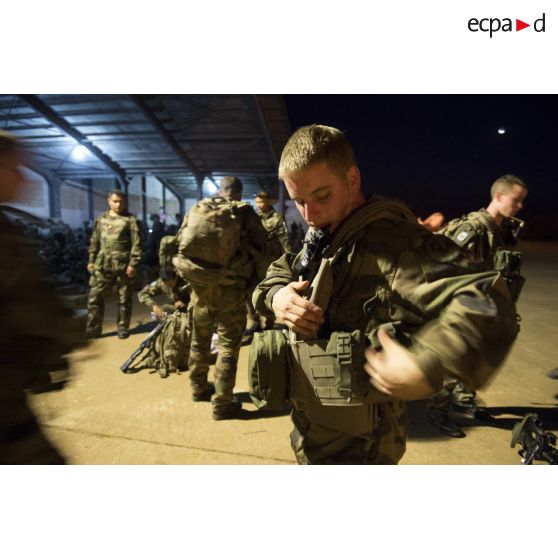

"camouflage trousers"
[139, 310, 192, 373]
[289, 400, 408, 465]
[189, 283, 247, 405]
[429, 378, 476, 412]
[86, 269, 133, 333]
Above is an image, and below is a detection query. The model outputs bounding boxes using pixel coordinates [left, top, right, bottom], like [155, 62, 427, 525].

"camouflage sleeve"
[252, 252, 298, 318]
[278, 216, 293, 253]
[88, 218, 100, 264]
[244, 206, 273, 282]
[445, 222, 487, 262]
[397, 234, 518, 391]
[137, 279, 163, 308]
[128, 216, 142, 268]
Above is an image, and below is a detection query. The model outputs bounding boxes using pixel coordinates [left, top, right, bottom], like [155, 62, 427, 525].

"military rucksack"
[173, 196, 243, 286]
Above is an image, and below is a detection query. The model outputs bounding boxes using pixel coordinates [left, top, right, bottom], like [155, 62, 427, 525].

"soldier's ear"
[346, 166, 360, 192]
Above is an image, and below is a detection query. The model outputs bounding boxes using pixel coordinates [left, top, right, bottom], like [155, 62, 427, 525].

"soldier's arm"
[446, 222, 486, 263]
[87, 218, 100, 264]
[244, 206, 272, 281]
[128, 216, 142, 268]
[279, 217, 293, 252]
[137, 280, 163, 308]
[252, 251, 323, 335]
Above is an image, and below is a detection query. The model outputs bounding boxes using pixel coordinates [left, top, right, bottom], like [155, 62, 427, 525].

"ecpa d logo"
[468, 13, 546, 37]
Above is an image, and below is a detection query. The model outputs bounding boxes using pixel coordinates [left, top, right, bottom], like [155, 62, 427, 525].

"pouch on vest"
[290, 330, 392, 407]
[248, 329, 290, 411]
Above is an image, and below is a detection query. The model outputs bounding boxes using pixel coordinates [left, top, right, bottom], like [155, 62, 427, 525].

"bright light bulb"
[497, 128, 506, 135]
[72, 145, 90, 160]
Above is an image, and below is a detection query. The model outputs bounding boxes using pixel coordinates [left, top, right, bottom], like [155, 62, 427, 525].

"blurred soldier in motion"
[0, 131, 87, 464]
[244, 191, 292, 342]
[86, 190, 142, 339]
[428, 174, 528, 437]
[174, 176, 269, 420]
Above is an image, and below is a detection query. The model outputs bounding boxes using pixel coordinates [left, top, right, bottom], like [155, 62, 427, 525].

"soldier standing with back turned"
[86, 190, 142, 339]
[174, 176, 269, 420]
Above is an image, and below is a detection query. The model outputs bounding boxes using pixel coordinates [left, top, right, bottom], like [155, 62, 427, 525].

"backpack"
[173, 196, 243, 286]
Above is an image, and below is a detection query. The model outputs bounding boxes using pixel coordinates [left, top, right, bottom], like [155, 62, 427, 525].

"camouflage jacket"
[258, 207, 292, 260]
[441, 208, 519, 269]
[138, 277, 190, 309]
[253, 198, 518, 396]
[88, 211, 141, 273]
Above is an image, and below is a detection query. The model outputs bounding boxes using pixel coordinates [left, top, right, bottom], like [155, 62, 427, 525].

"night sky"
[284, 95, 558, 223]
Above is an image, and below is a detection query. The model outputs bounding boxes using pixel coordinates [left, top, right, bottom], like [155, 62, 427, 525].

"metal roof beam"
[19, 95, 128, 188]
[131, 95, 206, 187]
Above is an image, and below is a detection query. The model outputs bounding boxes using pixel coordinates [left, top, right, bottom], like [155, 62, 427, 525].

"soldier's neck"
[486, 201, 503, 226]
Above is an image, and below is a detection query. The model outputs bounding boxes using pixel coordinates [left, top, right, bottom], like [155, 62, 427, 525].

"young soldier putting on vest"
[86, 190, 142, 339]
[252, 124, 518, 465]
[174, 176, 269, 420]
[428, 174, 528, 437]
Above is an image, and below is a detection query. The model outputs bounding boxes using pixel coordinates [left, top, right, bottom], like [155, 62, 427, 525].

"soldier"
[86, 190, 142, 339]
[244, 191, 293, 341]
[1, 131, 86, 464]
[174, 176, 269, 420]
[428, 174, 528, 437]
[252, 125, 518, 465]
[136, 267, 192, 378]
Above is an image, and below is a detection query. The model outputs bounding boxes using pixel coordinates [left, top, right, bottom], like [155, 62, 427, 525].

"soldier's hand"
[87, 263, 95, 273]
[271, 280, 324, 336]
[126, 265, 136, 278]
[364, 328, 434, 400]
[174, 301, 186, 309]
[152, 304, 165, 320]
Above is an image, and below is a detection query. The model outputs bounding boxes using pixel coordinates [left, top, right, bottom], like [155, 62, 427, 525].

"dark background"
[285, 95, 558, 236]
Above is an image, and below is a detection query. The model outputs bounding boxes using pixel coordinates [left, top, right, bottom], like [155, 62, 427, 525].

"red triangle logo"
[516, 19, 530, 31]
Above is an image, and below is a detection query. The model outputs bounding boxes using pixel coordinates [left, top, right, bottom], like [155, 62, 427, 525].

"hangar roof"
[0, 94, 291, 200]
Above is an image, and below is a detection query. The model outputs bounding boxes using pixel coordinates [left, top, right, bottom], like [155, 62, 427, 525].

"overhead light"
[497, 128, 506, 135]
[71, 144, 90, 160]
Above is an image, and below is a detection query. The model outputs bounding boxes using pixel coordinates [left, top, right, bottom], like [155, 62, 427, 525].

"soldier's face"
[255, 197, 271, 212]
[497, 185, 527, 218]
[284, 162, 361, 233]
[108, 194, 125, 214]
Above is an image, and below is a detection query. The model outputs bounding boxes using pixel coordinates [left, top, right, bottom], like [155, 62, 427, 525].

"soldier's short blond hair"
[490, 174, 527, 198]
[278, 125, 357, 181]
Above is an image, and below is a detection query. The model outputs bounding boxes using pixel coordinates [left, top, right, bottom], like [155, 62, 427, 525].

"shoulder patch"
[424, 234, 462, 263]
[450, 223, 475, 247]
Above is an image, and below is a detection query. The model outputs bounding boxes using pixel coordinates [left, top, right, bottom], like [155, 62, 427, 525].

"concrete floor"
[30, 240, 558, 465]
